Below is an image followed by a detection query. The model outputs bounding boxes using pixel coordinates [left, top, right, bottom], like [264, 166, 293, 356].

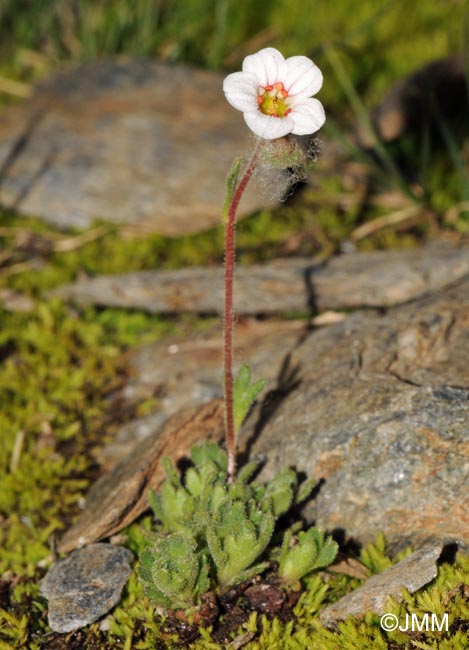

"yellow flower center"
[257, 82, 291, 118]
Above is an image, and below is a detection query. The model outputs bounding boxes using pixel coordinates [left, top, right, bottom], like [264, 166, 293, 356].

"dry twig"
[350, 204, 422, 241]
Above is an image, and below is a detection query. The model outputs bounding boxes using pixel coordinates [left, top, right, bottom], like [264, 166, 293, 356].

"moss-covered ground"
[0, 0, 468, 647]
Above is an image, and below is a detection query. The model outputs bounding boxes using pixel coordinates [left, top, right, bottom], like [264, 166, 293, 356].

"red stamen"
[274, 82, 284, 91]
[264, 84, 273, 91]
[285, 108, 292, 116]
[257, 96, 263, 105]
[281, 89, 288, 98]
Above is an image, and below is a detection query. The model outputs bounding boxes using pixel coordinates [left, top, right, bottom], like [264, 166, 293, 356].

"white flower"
[223, 47, 325, 140]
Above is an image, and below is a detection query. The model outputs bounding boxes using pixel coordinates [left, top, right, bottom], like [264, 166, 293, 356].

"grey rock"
[0, 59, 281, 235]
[51, 242, 469, 313]
[98, 318, 306, 470]
[95, 411, 168, 471]
[40, 544, 132, 633]
[246, 277, 469, 549]
[99, 315, 350, 472]
[125, 318, 305, 402]
[320, 543, 442, 627]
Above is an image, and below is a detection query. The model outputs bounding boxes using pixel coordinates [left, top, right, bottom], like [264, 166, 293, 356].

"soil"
[161, 568, 301, 646]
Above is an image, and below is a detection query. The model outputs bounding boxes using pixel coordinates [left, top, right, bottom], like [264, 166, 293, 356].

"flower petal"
[284, 56, 323, 98]
[243, 111, 293, 140]
[223, 71, 259, 112]
[242, 47, 287, 88]
[290, 98, 326, 135]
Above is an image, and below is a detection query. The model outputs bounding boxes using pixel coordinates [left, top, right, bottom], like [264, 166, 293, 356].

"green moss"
[0, 303, 112, 573]
[0, 522, 448, 649]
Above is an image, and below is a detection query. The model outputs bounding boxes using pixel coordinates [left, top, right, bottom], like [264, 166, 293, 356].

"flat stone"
[98, 318, 307, 469]
[59, 400, 224, 553]
[320, 543, 442, 627]
[246, 277, 469, 549]
[51, 242, 469, 313]
[95, 411, 168, 472]
[40, 544, 132, 633]
[0, 59, 280, 235]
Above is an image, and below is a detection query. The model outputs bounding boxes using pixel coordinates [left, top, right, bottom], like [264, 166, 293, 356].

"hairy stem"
[224, 142, 262, 482]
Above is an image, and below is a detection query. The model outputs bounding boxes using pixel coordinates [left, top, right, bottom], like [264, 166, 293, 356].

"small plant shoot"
[138, 442, 338, 610]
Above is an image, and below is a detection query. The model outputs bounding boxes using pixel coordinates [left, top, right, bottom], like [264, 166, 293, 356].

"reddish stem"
[224, 144, 261, 482]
